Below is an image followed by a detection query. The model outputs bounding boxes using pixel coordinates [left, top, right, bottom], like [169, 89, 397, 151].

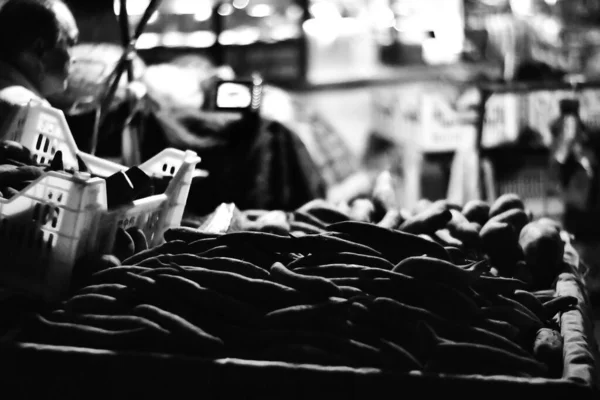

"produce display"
[8, 171, 585, 381]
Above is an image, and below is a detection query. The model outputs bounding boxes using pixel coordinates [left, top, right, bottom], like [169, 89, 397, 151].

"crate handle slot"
[47, 233, 54, 253]
[36, 233, 44, 253]
[51, 209, 60, 228]
[35, 134, 43, 150]
[32, 204, 40, 221]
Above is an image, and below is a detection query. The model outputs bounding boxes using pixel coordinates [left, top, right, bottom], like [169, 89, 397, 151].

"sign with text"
[371, 86, 524, 153]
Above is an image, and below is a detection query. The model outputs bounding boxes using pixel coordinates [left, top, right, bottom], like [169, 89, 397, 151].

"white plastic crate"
[0, 101, 201, 301]
[3, 100, 120, 175]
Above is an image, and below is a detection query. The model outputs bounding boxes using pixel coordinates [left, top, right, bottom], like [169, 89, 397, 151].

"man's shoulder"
[0, 86, 50, 138]
[0, 85, 48, 107]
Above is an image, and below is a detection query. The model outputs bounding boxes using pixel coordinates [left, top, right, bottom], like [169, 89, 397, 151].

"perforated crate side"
[139, 149, 200, 246]
[92, 149, 200, 254]
[95, 195, 168, 255]
[4, 101, 81, 170]
[138, 149, 193, 177]
[160, 151, 199, 225]
[6, 103, 204, 179]
[0, 172, 107, 300]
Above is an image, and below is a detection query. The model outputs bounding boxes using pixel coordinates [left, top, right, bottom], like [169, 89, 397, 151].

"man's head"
[0, 0, 79, 97]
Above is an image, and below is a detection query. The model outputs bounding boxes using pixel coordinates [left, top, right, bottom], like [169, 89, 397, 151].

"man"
[0, 0, 78, 130]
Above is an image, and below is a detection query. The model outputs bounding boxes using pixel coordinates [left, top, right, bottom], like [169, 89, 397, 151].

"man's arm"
[0, 96, 20, 140]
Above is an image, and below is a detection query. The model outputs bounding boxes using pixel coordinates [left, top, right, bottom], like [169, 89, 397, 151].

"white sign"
[371, 87, 522, 153]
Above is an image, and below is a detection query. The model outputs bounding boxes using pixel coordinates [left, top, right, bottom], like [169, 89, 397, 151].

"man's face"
[39, 1, 78, 96]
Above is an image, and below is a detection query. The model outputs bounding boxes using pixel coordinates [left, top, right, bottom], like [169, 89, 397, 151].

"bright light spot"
[148, 11, 159, 24]
[545, 0, 558, 5]
[303, 18, 339, 46]
[270, 25, 301, 41]
[194, 3, 212, 21]
[135, 33, 161, 49]
[233, 0, 249, 10]
[168, 0, 200, 15]
[393, 3, 412, 16]
[286, 4, 303, 21]
[370, 5, 395, 28]
[248, 4, 272, 18]
[113, 0, 150, 16]
[235, 29, 260, 45]
[510, 0, 534, 16]
[543, 18, 562, 40]
[161, 31, 186, 47]
[186, 31, 217, 48]
[310, 2, 341, 20]
[479, 0, 509, 5]
[219, 31, 237, 45]
[218, 3, 234, 16]
[218, 28, 260, 45]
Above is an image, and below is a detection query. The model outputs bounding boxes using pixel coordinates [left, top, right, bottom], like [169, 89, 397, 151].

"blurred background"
[53, 0, 600, 319]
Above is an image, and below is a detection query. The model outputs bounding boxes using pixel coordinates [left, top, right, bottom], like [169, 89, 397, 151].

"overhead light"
[233, 0, 249, 10]
[168, 0, 200, 15]
[186, 31, 217, 48]
[510, 0, 535, 15]
[303, 18, 339, 46]
[479, 0, 510, 6]
[161, 31, 186, 47]
[248, 4, 272, 18]
[135, 32, 160, 49]
[310, 2, 341, 20]
[194, 3, 212, 21]
[218, 3, 234, 16]
[286, 4, 303, 21]
[148, 11, 159, 24]
[113, 0, 150, 16]
[370, 4, 395, 28]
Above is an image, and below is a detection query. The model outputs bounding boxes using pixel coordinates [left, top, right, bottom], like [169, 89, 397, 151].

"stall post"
[117, 0, 142, 166]
[91, 0, 163, 157]
[475, 85, 493, 201]
[211, 0, 225, 66]
[297, 0, 311, 85]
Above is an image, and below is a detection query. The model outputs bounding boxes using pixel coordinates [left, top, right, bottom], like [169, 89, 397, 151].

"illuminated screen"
[216, 82, 252, 108]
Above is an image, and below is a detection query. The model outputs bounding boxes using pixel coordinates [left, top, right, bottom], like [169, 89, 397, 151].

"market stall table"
[0, 189, 597, 399]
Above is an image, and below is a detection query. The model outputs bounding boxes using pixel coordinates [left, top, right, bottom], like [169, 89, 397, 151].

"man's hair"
[0, 0, 65, 59]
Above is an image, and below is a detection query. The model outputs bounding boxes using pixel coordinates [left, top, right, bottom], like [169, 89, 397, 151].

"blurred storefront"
[63, 0, 600, 244]
[81, 0, 468, 87]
